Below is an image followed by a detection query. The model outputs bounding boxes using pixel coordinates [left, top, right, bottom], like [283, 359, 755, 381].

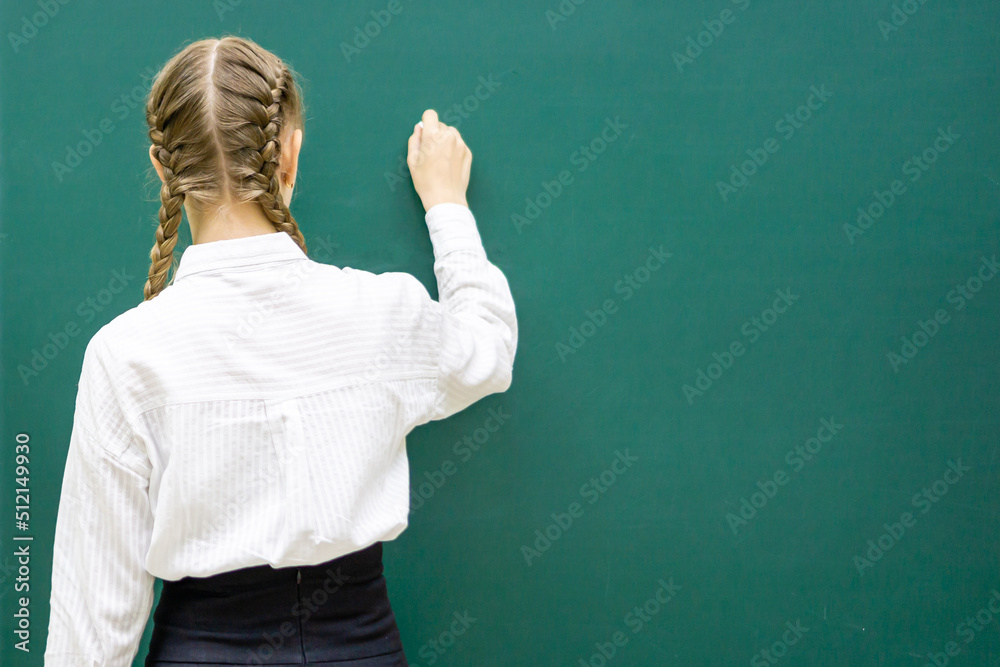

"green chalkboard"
[2, 0, 999, 665]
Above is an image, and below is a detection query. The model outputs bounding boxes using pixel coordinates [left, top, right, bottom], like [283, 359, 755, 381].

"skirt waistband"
[145, 542, 406, 665]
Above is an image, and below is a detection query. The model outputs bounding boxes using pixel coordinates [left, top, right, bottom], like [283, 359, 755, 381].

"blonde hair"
[143, 35, 307, 301]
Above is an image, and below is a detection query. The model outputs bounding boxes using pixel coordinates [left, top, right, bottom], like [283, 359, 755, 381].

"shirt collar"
[172, 231, 307, 283]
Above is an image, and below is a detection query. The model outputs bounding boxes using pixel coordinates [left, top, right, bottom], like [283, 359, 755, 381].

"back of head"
[144, 35, 307, 301]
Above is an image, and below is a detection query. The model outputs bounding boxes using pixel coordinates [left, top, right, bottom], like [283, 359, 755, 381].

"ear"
[280, 127, 303, 186]
[149, 144, 166, 183]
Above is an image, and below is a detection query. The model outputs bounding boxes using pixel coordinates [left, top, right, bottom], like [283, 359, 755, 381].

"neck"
[186, 200, 278, 244]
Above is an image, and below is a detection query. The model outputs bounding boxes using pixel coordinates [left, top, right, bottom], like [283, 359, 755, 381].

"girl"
[43, 35, 517, 667]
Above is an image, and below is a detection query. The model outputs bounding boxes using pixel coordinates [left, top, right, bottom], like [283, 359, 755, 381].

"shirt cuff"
[424, 203, 486, 262]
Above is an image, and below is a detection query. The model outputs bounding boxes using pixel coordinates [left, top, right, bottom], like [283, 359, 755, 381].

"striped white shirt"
[43, 203, 518, 667]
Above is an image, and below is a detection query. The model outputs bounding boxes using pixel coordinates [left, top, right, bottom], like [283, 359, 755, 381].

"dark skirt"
[145, 541, 408, 666]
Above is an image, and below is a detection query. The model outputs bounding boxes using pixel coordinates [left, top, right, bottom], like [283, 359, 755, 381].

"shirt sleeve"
[402, 202, 519, 423]
[44, 333, 155, 667]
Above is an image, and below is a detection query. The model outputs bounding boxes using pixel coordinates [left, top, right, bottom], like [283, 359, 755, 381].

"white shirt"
[43, 203, 518, 667]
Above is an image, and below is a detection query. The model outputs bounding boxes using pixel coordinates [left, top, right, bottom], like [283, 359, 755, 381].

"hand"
[407, 109, 472, 212]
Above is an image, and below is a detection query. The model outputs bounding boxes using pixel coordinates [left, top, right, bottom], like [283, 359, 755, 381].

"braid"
[143, 121, 184, 301]
[250, 68, 307, 255]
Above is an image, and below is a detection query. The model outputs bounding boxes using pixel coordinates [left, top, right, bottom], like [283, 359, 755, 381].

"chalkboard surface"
[2, 1, 999, 665]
